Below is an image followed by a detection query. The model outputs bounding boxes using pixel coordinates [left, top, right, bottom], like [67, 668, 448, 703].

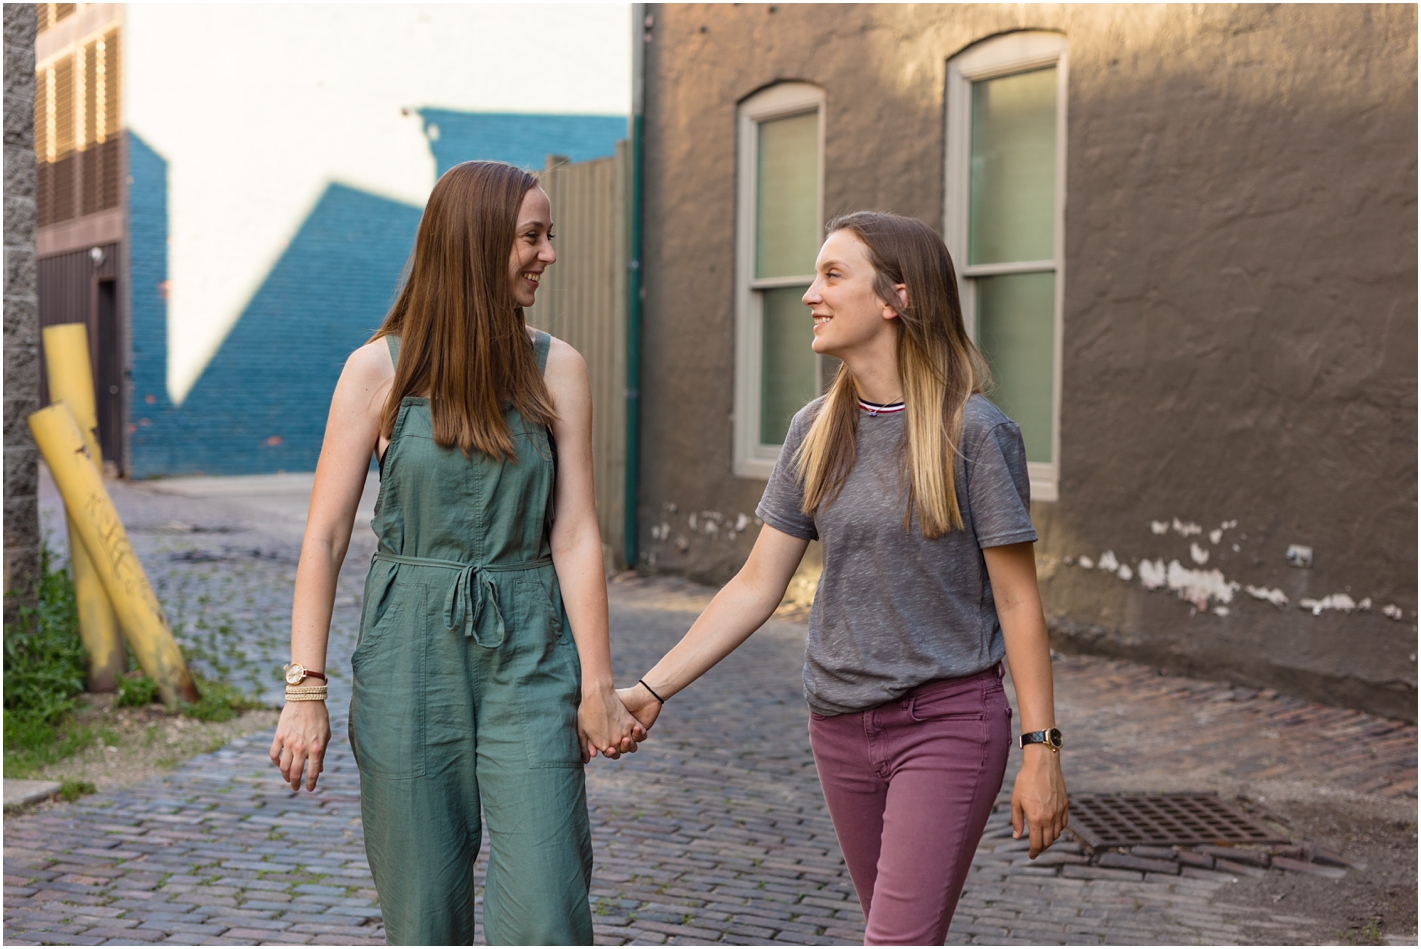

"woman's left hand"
[577, 684, 648, 762]
[1011, 746, 1069, 858]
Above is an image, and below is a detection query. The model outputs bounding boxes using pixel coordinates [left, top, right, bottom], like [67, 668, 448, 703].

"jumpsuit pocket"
[350, 585, 428, 778]
[512, 578, 583, 769]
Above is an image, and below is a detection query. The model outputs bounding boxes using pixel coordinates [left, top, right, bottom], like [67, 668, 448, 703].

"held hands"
[1011, 744, 1069, 859]
[578, 684, 648, 763]
[616, 682, 663, 735]
[269, 699, 331, 792]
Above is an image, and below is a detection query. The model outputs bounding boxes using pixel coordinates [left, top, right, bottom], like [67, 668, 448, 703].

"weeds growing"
[115, 672, 158, 707]
[4, 541, 267, 780]
[57, 779, 96, 802]
[3, 543, 91, 777]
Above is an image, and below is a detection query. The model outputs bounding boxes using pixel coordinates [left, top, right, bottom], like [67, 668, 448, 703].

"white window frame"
[733, 82, 826, 480]
[945, 31, 1067, 502]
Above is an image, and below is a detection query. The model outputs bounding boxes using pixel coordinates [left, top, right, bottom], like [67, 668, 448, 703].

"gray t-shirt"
[756, 393, 1037, 716]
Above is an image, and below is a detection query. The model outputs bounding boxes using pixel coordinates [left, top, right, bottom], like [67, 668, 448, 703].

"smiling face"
[803, 229, 901, 360]
[508, 186, 555, 308]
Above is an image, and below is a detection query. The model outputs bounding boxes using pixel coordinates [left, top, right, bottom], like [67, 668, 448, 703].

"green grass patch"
[179, 675, 267, 722]
[116, 671, 158, 707]
[113, 666, 265, 722]
[3, 543, 90, 778]
[57, 779, 96, 802]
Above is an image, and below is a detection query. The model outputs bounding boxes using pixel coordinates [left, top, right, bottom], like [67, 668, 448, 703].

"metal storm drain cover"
[1067, 792, 1289, 850]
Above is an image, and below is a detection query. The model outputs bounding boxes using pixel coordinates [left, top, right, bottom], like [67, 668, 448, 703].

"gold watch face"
[284, 662, 305, 685]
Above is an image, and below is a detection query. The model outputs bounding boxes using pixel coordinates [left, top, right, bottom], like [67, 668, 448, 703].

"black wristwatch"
[1018, 727, 1063, 751]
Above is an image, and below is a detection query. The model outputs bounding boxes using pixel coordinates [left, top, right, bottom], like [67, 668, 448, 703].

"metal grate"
[1067, 793, 1289, 850]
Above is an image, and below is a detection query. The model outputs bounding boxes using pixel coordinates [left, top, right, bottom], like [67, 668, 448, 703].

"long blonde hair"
[371, 161, 555, 460]
[794, 212, 990, 537]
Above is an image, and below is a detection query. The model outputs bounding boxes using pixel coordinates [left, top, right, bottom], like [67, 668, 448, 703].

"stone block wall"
[4, 4, 39, 614]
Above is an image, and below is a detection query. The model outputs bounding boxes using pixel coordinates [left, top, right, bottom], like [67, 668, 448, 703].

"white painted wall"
[123, 3, 632, 404]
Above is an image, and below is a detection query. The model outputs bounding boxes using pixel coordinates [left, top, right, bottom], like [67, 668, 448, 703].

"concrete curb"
[3, 779, 61, 810]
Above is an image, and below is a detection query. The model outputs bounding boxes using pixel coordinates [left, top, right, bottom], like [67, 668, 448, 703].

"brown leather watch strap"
[300, 670, 328, 683]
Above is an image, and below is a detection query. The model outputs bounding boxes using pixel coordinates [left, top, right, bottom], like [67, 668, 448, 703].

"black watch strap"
[1018, 727, 1063, 750]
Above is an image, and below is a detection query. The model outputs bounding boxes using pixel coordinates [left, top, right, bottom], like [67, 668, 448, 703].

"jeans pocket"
[908, 688, 985, 724]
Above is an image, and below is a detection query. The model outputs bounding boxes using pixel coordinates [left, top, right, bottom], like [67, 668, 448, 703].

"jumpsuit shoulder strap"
[532, 330, 551, 374]
[386, 333, 401, 368]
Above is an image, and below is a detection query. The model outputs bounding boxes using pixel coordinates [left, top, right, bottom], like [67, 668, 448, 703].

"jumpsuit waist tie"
[372, 550, 553, 649]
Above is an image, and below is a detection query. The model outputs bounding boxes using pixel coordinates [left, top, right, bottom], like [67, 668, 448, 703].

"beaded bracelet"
[285, 685, 328, 702]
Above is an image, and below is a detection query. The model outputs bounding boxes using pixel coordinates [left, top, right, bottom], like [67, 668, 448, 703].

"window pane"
[969, 67, 1056, 265]
[976, 272, 1054, 463]
[756, 111, 819, 279]
[760, 286, 815, 445]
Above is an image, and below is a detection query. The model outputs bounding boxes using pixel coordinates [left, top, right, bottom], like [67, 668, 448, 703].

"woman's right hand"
[616, 683, 663, 734]
[270, 700, 331, 792]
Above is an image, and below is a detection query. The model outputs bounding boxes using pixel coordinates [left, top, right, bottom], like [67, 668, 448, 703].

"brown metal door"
[37, 242, 123, 472]
[94, 276, 122, 471]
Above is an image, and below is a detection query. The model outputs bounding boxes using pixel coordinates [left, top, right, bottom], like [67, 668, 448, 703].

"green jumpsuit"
[349, 332, 593, 945]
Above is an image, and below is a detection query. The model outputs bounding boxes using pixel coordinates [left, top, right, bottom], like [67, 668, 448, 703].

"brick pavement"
[6, 474, 1415, 945]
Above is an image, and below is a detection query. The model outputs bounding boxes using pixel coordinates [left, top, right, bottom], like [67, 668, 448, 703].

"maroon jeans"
[808, 667, 1011, 945]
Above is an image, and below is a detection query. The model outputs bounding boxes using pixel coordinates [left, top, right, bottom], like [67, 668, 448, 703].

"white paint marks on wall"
[1078, 556, 1095, 570]
[1134, 555, 1241, 608]
[1208, 519, 1239, 545]
[1107, 520, 1403, 622]
[1166, 561, 1240, 610]
[1298, 593, 1357, 616]
[1246, 585, 1289, 608]
[651, 506, 753, 546]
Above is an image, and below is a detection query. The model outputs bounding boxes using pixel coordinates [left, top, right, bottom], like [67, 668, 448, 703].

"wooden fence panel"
[526, 144, 628, 569]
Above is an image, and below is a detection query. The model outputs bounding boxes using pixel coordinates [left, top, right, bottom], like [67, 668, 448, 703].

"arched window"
[734, 82, 825, 478]
[946, 32, 1066, 500]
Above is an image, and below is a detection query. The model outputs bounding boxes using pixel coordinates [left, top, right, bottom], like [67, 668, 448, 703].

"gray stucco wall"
[4, 4, 39, 614]
[636, 4, 1418, 720]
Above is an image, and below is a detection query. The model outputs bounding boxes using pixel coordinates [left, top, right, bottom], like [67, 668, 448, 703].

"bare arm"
[618, 524, 810, 729]
[543, 337, 646, 760]
[985, 541, 1068, 858]
[270, 340, 392, 791]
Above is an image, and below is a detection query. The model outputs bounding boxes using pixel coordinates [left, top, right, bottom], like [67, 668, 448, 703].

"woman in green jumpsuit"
[269, 161, 646, 945]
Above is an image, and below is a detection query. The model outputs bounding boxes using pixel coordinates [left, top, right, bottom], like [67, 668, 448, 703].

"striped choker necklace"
[857, 397, 905, 417]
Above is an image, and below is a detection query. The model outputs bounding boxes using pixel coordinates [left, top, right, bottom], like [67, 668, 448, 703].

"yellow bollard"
[28, 402, 200, 707]
[43, 323, 126, 692]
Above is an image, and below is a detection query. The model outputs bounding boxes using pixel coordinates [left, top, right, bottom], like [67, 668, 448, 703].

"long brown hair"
[371, 160, 555, 459]
[794, 212, 991, 537]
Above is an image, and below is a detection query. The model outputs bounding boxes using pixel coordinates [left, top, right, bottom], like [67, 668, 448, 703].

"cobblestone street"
[4, 473, 1416, 946]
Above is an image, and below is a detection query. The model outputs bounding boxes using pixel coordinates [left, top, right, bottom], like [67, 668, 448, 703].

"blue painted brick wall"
[125, 113, 624, 478]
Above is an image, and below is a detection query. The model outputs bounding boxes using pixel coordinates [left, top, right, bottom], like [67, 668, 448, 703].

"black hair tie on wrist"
[638, 679, 667, 705]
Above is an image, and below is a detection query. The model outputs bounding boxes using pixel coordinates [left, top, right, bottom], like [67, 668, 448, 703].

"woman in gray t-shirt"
[619, 212, 1068, 944]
